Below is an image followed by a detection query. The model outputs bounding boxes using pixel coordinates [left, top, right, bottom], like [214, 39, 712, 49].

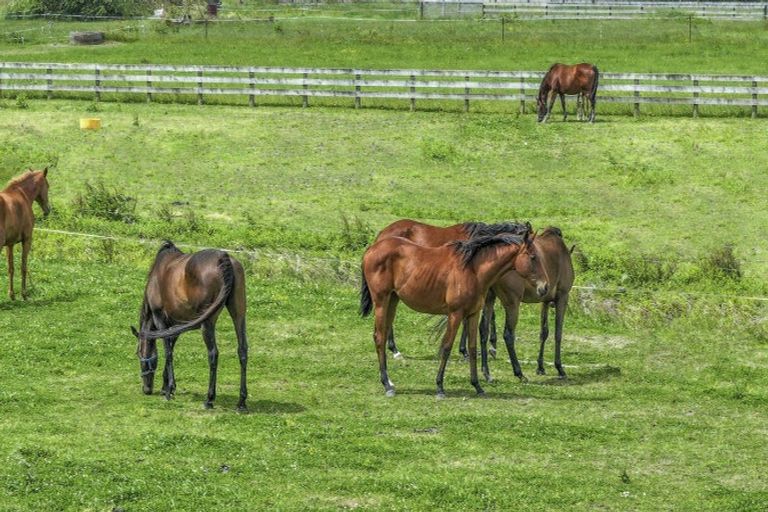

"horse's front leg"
[202, 320, 219, 409]
[554, 294, 569, 379]
[435, 313, 462, 398]
[479, 290, 497, 382]
[560, 94, 567, 121]
[545, 92, 557, 122]
[577, 94, 584, 121]
[501, 299, 526, 382]
[537, 302, 550, 375]
[6, 244, 15, 300]
[21, 238, 31, 299]
[387, 327, 403, 359]
[466, 312, 484, 396]
[162, 337, 178, 399]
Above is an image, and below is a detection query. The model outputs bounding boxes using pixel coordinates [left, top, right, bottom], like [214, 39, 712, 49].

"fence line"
[1, 61, 766, 116]
[35, 228, 768, 302]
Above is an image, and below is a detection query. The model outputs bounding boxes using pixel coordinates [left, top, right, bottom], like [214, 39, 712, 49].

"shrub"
[73, 182, 137, 223]
[7, 0, 156, 17]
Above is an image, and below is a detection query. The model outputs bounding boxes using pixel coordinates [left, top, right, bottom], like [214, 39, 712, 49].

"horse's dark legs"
[465, 312, 484, 396]
[386, 327, 402, 359]
[554, 294, 569, 379]
[162, 337, 178, 399]
[479, 290, 497, 382]
[488, 308, 498, 358]
[435, 313, 462, 398]
[225, 265, 248, 411]
[560, 94, 567, 121]
[537, 302, 550, 375]
[202, 319, 219, 409]
[501, 300, 526, 382]
[373, 295, 397, 396]
[6, 244, 15, 300]
[545, 92, 557, 122]
[576, 94, 584, 121]
[589, 96, 597, 123]
[20, 238, 31, 299]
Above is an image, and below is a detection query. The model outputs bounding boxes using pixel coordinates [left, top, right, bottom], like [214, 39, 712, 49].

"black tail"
[590, 65, 599, 104]
[140, 253, 235, 340]
[359, 269, 373, 317]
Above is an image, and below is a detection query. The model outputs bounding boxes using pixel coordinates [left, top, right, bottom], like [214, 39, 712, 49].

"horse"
[359, 231, 548, 398]
[373, 219, 531, 358]
[460, 227, 574, 382]
[537, 63, 599, 123]
[131, 241, 249, 411]
[0, 168, 51, 300]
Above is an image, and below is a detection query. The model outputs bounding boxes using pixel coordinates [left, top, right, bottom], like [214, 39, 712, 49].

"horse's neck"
[7, 177, 37, 204]
[472, 244, 520, 290]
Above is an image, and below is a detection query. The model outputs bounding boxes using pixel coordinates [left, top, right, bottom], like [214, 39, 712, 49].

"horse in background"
[372, 219, 532, 359]
[460, 227, 575, 381]
[0, 168, 51, 300]
[537, 63, 599, 123]
[360, 231, 548, 398]
[131, 241, 249, 411]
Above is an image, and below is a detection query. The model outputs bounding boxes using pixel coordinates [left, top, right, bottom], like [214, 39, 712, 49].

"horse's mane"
[462, 221, 531, 239]
[4, 171, 35, 189]
[451, 233, 524, 267]
[156, 240, 182, 256]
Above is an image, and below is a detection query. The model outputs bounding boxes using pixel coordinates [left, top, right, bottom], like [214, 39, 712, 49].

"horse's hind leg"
[536, 302, 550, 375]
[479, 290, 497, 382]
[21, 238, 31, 299]
[373, 294, 397, 396]
[226, 262, 248, 411]
[6, 245, 15, 300]
[501, 300, 526, 382]
[387, 327, 402, 359]
[560, 94, 567, 121]
[466, 312, 484, 396]
[202, 319, 220, 409]
[576, 94, 584, 121]
[435, 313, 462, 398]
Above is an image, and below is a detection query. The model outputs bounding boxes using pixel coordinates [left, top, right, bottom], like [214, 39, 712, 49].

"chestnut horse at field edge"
[373, 219, 531, 359]
[132, 241, 249, 411]
[537, 63, 599, 123]
[0, 168, 51, 300]
[359, 231, 548, 398]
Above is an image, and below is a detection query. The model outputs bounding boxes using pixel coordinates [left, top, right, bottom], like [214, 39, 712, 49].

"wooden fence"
[422, 0, 768, 19]
[1, 62, 766, 117]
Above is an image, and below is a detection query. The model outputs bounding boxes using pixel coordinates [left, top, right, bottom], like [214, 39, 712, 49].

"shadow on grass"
[528, 365, 622, 387]
[0, 291, 85, 311]
[189, 393, 306, 414]
[396, 386, 613, 401]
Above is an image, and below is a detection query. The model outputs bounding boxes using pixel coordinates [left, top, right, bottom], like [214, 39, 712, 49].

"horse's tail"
[359, 268, 373, 317]
[590, 65, 600, 103]
[140, 252, 235, 340]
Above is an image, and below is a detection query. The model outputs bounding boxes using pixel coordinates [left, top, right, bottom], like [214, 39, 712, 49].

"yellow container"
[79, 118, 102, 130]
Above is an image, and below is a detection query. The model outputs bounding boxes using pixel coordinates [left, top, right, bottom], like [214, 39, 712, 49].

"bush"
[7, 0, 156, 17]
[73, 182, 137, 223]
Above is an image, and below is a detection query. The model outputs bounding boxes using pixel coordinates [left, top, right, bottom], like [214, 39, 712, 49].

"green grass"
[0, 99, 766, 510]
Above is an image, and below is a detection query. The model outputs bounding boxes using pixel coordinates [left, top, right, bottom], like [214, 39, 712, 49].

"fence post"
[302, 72, 309, 108]
[419, 1, 424, 19]
[752, 80, 758, 118]
[464, 75, 470, 113]
[633, 78, 640, 116]
[146, 68, 152, 103]
[47, 67, 52, 100]
[197, 69, 203, 105]
[95, 67, 101, 102]
[501, 16, 505, 42]
[519, 75, 526, 114]
[355, 73, 361, 109]
[410, 74, 416, 112]
[692, 78, 699, 118]
[249, 69, 255, 107]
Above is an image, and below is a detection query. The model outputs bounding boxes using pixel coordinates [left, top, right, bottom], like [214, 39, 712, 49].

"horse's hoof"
[203, 402, 214, 409]
[558, 374, 568, 380]
[393, 351, 403, 360]
[385, 389, 396, 398]
[236, 405, 248, 413]
[536, 368, 546, 376]
[483, 373, 494, 383]
[436, 392, 446, 400]
[8, 294, 15, 301]
[476, 389, 486, 398]
[518, 375, 529, 384]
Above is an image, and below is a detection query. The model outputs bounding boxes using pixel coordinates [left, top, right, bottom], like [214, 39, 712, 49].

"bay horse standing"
[373, 219, 531, 358]
[131, 241, 249, 411]
[537, 63, 599, 123]
[359, 232, 548, 398]
[0, 168, 51, 300]
[461, 227, 574, 382]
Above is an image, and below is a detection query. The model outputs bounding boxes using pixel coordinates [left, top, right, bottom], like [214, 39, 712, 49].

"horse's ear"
[43, 167, 48, 177]
[130, 326, 139, 338]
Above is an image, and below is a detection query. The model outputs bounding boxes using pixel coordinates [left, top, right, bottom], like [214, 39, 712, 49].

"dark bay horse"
[461, 227, 574, 382]
[359, 232, 548, 398]
[537, 63, 599, 123]
[131, 241, 248, 411]
[373, 219, 531, 358]
[0, 168, 51, 300]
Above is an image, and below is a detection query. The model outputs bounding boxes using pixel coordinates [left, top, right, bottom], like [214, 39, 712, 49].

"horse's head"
[512, 230, 549, 298]
[32, 167, 51, 217]
[536, 96, 548, 122]
[131, 325, 157, 395]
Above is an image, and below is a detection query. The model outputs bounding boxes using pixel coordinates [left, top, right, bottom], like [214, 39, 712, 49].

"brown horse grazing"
[373, 219, 531, 358]
[537, 63, 599, 123]
[0, 168, 51, 300]
[131, 241, 248, 411]
[359, 232, 548, 398]
[462, 227, 574, 381]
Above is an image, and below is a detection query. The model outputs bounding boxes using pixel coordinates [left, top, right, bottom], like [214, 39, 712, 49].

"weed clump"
[73, 181, 137, 223]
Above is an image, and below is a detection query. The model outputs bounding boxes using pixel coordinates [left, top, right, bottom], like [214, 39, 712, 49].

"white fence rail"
[422, 0, 768, 19]
[1, 62, 766, 117]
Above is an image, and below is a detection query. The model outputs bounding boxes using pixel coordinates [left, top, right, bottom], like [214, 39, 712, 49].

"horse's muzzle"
[537, 283, 549, 298]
